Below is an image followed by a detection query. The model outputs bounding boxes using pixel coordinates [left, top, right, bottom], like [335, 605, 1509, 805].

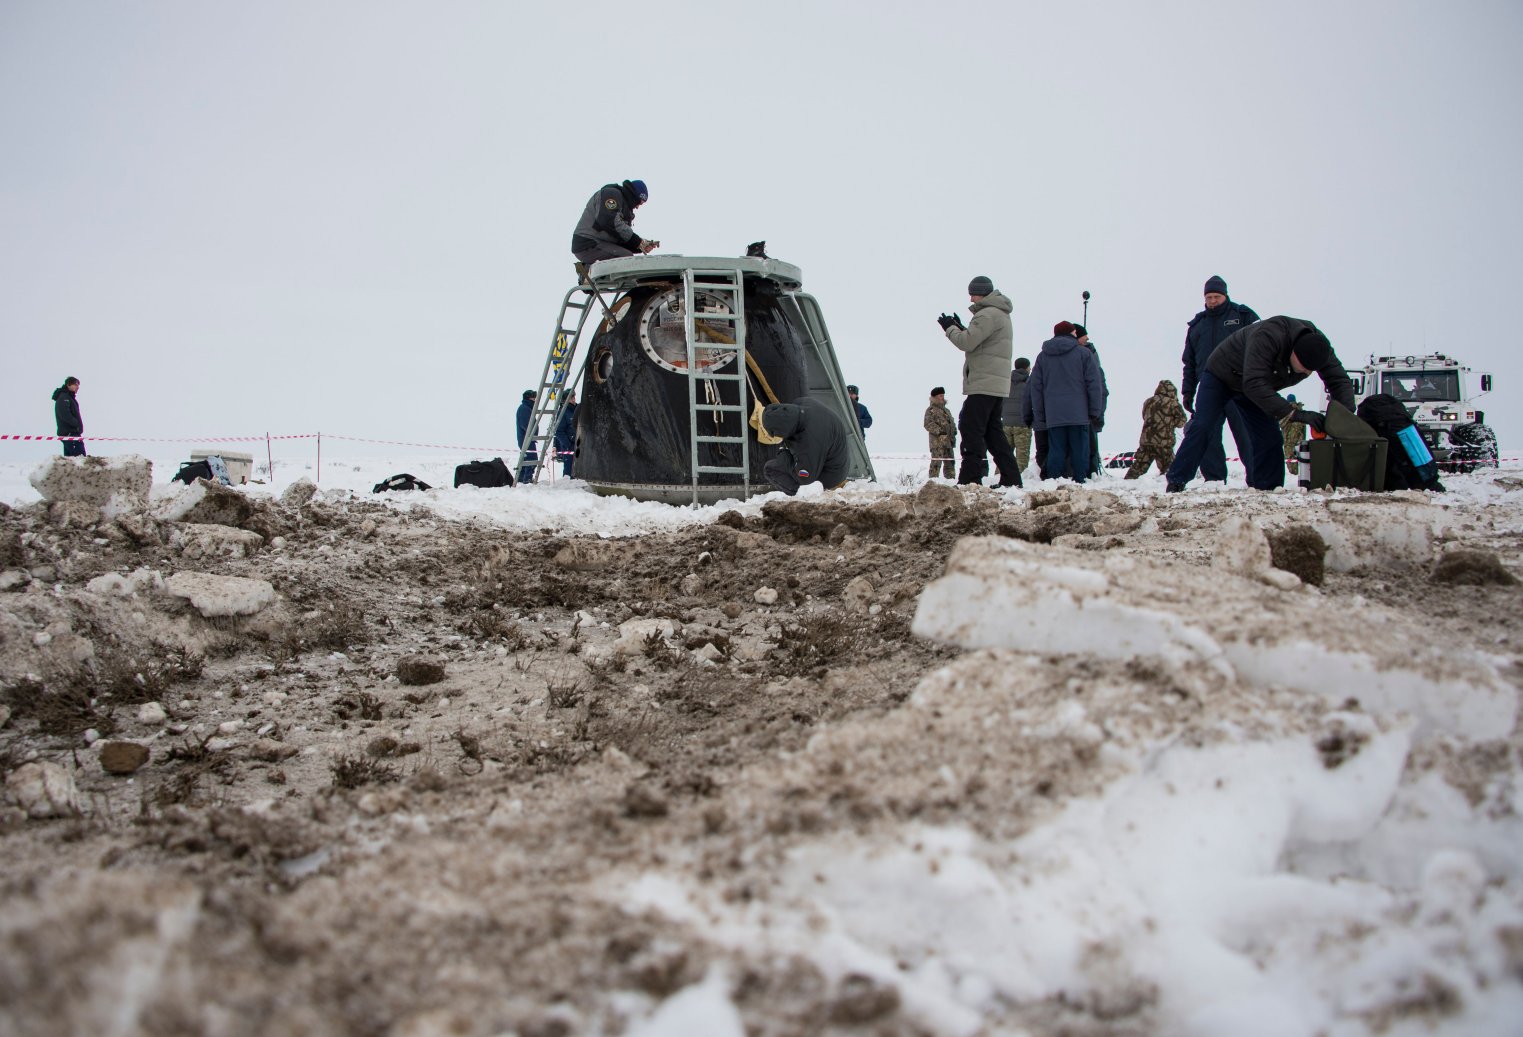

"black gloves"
[1182, 398, 1194, 414]
[1091, 416, 1105, 432]
[1291, 409, 1326, 433]
[937, 313, 965, 330]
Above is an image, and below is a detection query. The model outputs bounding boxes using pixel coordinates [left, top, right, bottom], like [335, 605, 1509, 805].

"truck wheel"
[1449, 423, 1499, 474]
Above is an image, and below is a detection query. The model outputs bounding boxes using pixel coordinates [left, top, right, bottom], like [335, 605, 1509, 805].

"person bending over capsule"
[758, 398, 849, 496]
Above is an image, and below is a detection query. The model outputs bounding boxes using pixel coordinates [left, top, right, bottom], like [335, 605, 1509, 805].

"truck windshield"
[1381, 371, 1460, 402]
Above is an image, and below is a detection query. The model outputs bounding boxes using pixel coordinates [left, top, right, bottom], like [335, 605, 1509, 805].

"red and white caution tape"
[1, 433, 318, 443]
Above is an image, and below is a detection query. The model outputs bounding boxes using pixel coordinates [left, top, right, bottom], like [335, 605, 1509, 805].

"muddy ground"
[1, 477, 1520, 1036]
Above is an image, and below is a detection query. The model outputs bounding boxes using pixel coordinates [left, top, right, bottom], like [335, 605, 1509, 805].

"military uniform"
[924, 399, 957, 478]
[1125, 380, 1188, 479]
[1282, 417, 1306, 474]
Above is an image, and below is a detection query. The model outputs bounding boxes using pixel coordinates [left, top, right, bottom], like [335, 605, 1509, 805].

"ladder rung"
[693, 407, 745, 417]
[695, 435, 746, 444]
[696, 465, 748, 475]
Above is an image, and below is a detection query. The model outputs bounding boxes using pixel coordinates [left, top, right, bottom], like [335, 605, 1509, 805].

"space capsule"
[532, 255, 873, 504]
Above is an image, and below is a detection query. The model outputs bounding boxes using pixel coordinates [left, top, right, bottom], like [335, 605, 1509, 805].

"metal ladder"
[682, 267, 749, 504]
[523, 283, 605, 481]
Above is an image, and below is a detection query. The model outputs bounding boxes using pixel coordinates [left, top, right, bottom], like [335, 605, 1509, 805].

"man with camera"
[937, 276, 1023, 488]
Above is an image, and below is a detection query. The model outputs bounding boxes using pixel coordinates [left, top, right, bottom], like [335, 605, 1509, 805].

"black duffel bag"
[454, 457, 515, 489]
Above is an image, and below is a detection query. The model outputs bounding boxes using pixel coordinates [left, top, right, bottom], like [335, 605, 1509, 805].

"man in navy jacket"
[1181, 276, 1259, 481]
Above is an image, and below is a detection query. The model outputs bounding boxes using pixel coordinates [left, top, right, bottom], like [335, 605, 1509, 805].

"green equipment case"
[1296, 401, 1387, 491]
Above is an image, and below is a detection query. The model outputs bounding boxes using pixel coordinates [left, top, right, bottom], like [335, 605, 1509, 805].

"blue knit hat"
[628, 179, 648, 202]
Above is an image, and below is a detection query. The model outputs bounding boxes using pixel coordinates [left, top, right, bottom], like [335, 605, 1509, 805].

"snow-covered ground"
[2, 450, 1521, 1035]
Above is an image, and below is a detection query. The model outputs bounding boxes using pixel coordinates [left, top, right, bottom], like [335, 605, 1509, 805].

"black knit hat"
[1291, 328, 1333, 370]
[968, 275, 994, 296]
[1014, 357, 1030, 370]
[1204, 275, 1228, 296]
[1072, 324, 1088, 338]
[522, 389, 537, 401]
[931, 386, 946, 396]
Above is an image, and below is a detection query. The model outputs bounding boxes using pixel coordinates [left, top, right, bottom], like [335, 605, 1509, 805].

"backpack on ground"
[171, 459, 215, 485]
[372, 473, 432, 493]
[453, 457, 515, 489]
[1296, 401, 1388, 491]
[1356, 393, 1445, 492]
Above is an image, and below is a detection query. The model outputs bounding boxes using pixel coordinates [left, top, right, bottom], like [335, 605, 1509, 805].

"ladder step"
[695, 435, 747, 444]
[695, 465, 748, 475]
[692, 406, 745, 417]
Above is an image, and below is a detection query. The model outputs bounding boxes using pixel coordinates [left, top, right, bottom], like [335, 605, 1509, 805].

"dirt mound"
[0, 481, 1519, 1034]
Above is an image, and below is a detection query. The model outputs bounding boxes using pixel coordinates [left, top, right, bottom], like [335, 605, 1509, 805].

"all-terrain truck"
[1350, 353, 1498, 472]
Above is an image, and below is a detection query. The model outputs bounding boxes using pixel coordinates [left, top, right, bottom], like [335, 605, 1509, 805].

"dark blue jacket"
[52, 386, 82, 437]
[853, 400, 872, 436]
[1027, 335, 1104, 430]
[1182, 300, 1259, 408]
[516, 398, 534, 447]
[554, 403, 577, 453]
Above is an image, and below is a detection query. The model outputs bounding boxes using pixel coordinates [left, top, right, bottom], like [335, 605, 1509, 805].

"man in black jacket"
[1167, 317, 1355, 491]
[1002, 358, 1032, 472]
[570, 180, 659, 271]
[1181, 276, 1260, 481]
[52, 377, 84, 457]
[760, 398, 849, 496]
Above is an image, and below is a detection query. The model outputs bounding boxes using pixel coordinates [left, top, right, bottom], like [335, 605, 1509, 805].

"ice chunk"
[164, 571, 275, 617]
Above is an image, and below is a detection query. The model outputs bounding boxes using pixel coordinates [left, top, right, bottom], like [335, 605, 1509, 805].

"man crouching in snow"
[759, 398, 849, 496]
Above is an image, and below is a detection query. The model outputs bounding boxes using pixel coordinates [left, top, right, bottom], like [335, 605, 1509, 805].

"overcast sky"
[3, 0, 1520, 467]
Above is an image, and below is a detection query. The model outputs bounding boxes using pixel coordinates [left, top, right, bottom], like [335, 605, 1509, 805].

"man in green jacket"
[937, 276, 1023, 487]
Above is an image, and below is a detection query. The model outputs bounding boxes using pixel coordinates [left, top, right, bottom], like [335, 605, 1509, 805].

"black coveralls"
[761, 398, 849, 496]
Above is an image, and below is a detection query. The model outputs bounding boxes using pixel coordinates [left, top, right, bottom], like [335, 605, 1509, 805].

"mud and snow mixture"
[1, 453, 1520, 1037]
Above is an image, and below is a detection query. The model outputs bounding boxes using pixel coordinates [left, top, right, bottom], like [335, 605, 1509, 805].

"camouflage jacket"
[1139, 380, 1187, 449]
[923, 402, 956, 442]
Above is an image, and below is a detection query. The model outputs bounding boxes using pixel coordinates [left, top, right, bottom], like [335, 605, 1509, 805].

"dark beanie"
[1292, 328, 1333, 370]
[968, 275, 994, 296]
[1053, 320, 1075, 337]
[1071, 324, 1087, 338]
[931, 386, 946, 396]
[1204, 275, 1228, 296]
[1014, 357, 1030, 370]
[522, 389, 537, 401]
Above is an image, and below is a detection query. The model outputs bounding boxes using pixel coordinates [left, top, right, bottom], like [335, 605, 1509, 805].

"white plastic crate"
[190, 450, 254, 485]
